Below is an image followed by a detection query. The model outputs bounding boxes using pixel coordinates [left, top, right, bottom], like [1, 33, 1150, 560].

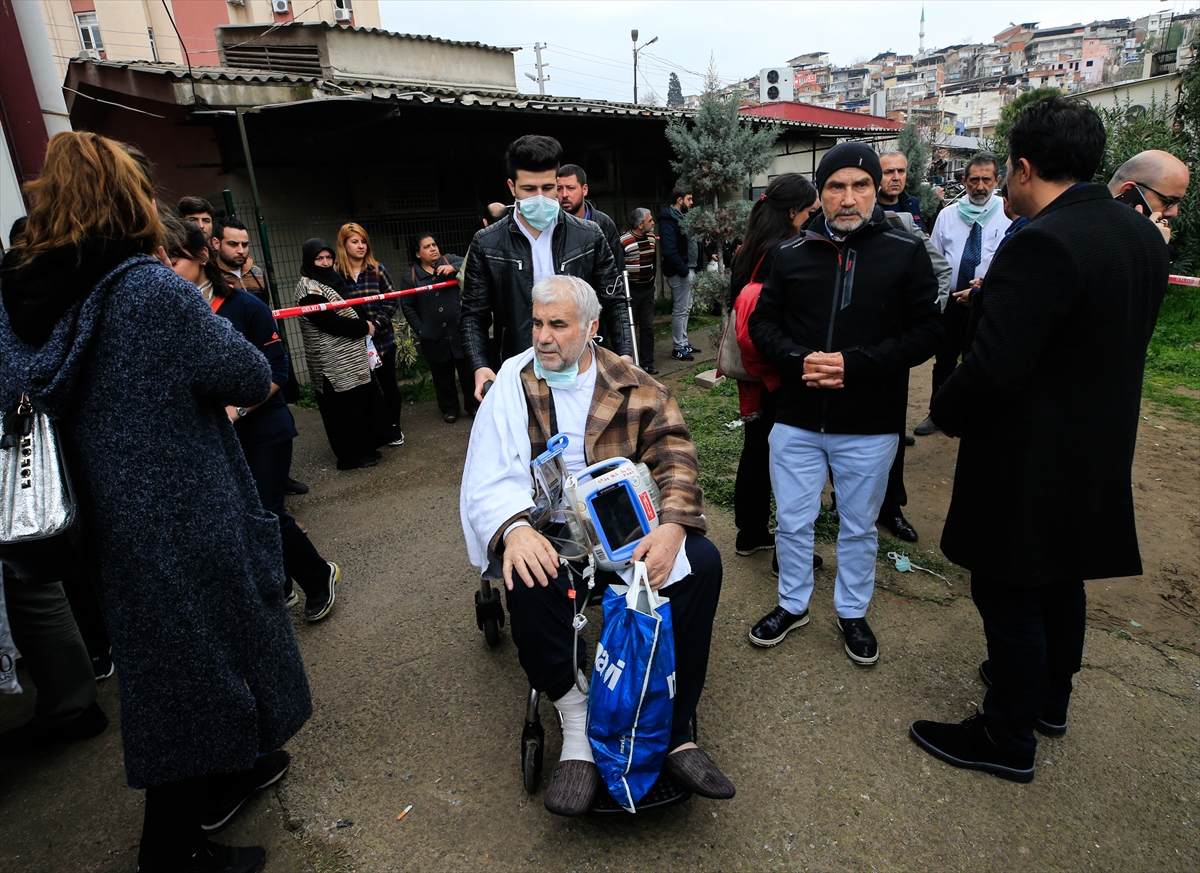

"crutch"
[622, 270, 640, 367]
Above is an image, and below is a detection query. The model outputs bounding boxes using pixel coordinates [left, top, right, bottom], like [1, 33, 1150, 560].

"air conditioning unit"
[272, 0, 290, 14]
[334, 8, 351, 21]
[759, 67, 794, 103]
[227, 0, 245, 7]
[79, 48, 101, 60]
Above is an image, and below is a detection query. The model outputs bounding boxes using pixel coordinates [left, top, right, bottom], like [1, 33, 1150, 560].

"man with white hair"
[460, 274, 732, 816]
[915, 152, 1011, 436]
[747, 142, 942, 666]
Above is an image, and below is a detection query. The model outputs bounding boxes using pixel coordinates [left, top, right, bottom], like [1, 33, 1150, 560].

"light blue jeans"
[666, 270, 694, 349]
[769, 424, 898, 618]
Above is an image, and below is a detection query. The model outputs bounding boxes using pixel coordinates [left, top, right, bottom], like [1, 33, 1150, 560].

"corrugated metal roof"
[72, 59, 895, 133]
[217, 21, 520, 54]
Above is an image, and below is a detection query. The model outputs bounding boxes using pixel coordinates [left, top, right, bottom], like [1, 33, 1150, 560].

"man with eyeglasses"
[915, 153, 1011, 437]
[1107, 149, 1190, 253]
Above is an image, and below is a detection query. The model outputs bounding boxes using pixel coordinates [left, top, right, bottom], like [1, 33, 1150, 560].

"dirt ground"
[2, 335, 1197, 873]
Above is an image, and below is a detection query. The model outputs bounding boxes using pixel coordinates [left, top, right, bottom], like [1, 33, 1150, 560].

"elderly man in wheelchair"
[460, 274, 734, 816]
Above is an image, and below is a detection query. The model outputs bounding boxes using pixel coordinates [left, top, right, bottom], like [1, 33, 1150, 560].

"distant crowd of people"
[0, 91, 1188, 869]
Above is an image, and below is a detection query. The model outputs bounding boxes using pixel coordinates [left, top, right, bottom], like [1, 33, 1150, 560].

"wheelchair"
[474, 568, 694, 813]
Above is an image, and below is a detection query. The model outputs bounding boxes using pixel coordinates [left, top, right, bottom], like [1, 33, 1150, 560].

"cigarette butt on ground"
[397, 804, 413, 821]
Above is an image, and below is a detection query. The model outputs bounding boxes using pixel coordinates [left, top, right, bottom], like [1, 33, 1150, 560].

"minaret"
[919, 5, 926, 58]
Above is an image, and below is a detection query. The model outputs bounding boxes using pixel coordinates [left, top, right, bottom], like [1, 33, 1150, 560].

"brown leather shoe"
[544, 760, 599, 816]
[663, 747, 736, 799]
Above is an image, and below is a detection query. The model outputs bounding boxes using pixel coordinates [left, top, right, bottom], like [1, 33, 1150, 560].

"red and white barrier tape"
[1169, 274, 1199, 287]
[271, 279, 458, 319]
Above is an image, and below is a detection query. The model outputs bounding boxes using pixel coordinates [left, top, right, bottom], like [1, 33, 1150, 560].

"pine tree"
[664, 59, 777, 314]
[896, 123, 928, 194]
[667, 72, 684, 107]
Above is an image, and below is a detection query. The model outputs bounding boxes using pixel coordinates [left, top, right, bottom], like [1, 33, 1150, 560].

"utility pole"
[524, 42, 548, 94]
[631, 30, 658, 104]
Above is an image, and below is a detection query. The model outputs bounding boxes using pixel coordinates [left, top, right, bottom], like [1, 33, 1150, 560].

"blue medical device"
[530, 435, 661, 572]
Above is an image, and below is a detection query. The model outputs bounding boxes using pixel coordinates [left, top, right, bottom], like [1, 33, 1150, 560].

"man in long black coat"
[909, 96, 1171, 782]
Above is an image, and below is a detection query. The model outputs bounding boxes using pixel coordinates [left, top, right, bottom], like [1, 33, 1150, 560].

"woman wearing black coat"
[400, 232, 476, 422]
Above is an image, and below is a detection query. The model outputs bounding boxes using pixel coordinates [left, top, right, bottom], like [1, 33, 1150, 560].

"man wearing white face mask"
[461, 135, 634, 402]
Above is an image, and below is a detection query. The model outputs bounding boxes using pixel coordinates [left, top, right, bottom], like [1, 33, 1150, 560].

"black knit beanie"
[815, 142, 883, 193]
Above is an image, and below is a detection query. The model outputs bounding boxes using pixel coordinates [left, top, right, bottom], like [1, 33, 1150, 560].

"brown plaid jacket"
[489, 347, 706, 556]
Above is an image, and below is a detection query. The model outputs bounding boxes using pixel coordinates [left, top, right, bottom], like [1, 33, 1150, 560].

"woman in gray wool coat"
[0, 133, 310, 873]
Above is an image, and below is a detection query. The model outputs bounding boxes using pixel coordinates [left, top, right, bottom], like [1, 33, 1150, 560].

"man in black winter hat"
[746, 142, 943, 666]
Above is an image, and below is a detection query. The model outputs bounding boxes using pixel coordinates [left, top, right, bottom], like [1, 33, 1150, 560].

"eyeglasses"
[1136, 181, 1186, 210]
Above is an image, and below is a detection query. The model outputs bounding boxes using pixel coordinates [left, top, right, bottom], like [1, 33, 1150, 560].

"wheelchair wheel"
[475, 582, 505, 648]
[483, 616, 501, 647]
[521, 722, 545, 794]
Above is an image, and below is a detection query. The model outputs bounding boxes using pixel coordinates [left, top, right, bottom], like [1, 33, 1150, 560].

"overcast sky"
[378, 0, 1196, 102]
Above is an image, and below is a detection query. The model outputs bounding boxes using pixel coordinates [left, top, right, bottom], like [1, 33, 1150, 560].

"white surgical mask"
[516, 194, 560, 231]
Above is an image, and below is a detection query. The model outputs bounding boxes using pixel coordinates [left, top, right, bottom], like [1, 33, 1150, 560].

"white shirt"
[550, 352, 599, 477]
[515, 215, 558, 285]
[930, 196, 1012, 292]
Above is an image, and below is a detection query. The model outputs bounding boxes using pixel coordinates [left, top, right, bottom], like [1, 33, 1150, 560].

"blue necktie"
[958, 221, 982, 291]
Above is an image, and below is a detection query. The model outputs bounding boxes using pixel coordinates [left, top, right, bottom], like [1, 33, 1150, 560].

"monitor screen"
[590, 482, 645, 551]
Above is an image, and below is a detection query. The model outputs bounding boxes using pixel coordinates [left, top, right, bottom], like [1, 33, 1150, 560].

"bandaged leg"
[552, 678, 594, 763]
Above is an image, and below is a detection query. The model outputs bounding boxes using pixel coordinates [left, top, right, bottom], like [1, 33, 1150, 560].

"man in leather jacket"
[461, 136, 634, 401]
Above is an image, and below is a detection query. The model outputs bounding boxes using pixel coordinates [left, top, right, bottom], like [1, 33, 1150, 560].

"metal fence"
[229, 201, 482, 385]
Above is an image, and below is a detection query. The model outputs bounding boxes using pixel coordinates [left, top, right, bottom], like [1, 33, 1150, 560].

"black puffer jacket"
[749, 206, 942, 435]
[584, 200, 625, 272]
[460, 212, 631, 371]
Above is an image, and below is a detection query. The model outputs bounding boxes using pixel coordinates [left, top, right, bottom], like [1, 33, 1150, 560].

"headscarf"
[300, 238, 350, 299]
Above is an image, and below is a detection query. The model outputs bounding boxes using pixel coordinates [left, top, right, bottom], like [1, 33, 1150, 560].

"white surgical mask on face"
[516, 194, 560, 231]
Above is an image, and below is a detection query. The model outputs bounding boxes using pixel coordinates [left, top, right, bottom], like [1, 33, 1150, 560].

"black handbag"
[0, 394, 86, 583]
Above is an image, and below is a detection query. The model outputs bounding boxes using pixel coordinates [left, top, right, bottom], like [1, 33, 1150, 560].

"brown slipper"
[663, 747, 736, 799]
[544, 759, 599, 816]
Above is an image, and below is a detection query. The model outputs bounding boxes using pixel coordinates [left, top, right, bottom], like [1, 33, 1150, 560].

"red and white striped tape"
[271, 279, 458, 319]
[1169, 274, 1199, 287]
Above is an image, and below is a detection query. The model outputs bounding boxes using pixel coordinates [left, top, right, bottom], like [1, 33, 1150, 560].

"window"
[148, 27, 159, 62]
[334, 0, 352, 9]
[1086, 60, 1094, 67]
[76, 12, 103, 52]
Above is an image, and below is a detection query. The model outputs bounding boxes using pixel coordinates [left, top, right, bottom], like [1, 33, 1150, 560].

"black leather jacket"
[583, 201, 625, 272]
[460, 212, 633, 371]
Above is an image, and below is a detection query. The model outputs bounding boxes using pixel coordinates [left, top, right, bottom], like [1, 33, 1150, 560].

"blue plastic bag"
[588, 562, 675, 812]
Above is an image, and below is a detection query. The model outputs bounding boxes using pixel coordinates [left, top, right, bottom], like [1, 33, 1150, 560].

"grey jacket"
[0, 252, 311, 788]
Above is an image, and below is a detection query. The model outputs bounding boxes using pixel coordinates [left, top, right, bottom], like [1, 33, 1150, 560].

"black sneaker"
[671, 348, 694, 361]
[836, 616, 879, 665]
[92, 649, 115, 681]
[909, 713, 1036, 783]
[304, 562, 339, 623]
[978, 661, 1068, 738]
[735, 531, 775, 556]
[749, 605, 810, 647]
[642, 364, 659, 375]
[201, 750, 291, 832]
[0, 700, 108, 754]
[284, 589, 299, 609]
[175, 839, 266, 873]
[683, 343, 703, 355]
[284, 477, 309, 496]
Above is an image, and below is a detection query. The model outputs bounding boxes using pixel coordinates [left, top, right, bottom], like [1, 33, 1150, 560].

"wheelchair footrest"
[589, 771, 692, 814]
[474, 587, 505, 630]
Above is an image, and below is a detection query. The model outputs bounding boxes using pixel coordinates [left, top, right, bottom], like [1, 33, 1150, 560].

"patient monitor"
[531, 434, 661, 572]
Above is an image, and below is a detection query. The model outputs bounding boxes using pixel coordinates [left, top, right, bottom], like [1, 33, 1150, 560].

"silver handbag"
[0, 394, 85, 583]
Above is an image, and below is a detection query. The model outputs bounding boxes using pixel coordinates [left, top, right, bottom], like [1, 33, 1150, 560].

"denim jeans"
[666, 271, 694, 349]
[769, 424, 897, 617]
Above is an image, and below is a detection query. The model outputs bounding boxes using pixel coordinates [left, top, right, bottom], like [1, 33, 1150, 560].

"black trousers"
[631, 289, 656, 366]
[375, 346, 404, 440]
[61, 570, 110, 661]
[138, 769, 248, 871]
[428, 352, 478, 416]
[880, 437, 907, 516]
[734, 387, 776, 536]
[505, 532, 722, 751]
[242, 438, 328, 599]
[929, 301, 968, 406]
[971, 573, 1086, 756]
[314, 376, 387, 468]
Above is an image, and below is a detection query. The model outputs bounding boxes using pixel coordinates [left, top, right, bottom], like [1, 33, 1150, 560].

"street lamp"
[631, 29, 658, 104]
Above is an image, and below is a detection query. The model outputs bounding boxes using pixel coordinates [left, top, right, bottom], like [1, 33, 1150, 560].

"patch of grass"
[296, 383, 318, 410]
[1143, 283, 1200, 420]
[401, 375, 438, 404]
[674, 377, 741, 509]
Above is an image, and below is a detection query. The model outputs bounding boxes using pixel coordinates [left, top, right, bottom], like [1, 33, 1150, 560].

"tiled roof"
[217, 21, 520, 54]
